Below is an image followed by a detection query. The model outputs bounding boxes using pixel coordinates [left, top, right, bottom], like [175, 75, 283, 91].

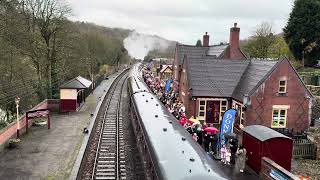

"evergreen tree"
[284, 0, 320, 66]
[196, 39, 202, 47]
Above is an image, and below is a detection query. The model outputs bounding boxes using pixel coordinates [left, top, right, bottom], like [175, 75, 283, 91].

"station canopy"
[60, 76, 92, 89]
[242, 125, 291, 142]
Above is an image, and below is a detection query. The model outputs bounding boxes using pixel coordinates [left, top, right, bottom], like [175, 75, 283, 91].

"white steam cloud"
[124, 31, 171, 60]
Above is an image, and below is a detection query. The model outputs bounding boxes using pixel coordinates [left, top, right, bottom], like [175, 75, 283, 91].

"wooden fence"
[293, 139, 317, 159]
[306, 85, 320, 97]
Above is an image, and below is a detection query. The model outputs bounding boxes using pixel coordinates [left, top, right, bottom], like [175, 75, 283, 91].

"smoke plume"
[124, 31, 171, 60]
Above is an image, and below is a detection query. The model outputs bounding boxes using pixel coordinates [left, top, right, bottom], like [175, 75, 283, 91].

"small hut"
[60, 76, 92, 112]
[160, 65, 173, 80]
[242, 125, 293, 173]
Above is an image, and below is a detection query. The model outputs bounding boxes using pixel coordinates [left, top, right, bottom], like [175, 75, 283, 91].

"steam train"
[127, 63, 228, 180]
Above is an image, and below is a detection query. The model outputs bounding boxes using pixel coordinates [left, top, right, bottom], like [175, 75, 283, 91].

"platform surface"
[0, 72, 122, 180]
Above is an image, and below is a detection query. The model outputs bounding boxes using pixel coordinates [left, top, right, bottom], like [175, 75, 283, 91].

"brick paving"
[0, 72, 122, 180]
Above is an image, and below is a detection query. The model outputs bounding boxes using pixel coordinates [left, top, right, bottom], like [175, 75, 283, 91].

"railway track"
[77, 71, 128, 180]
[92, 73, 127, 180]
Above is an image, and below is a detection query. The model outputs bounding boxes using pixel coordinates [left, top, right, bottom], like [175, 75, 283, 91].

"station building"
[173, 23, 313, 133]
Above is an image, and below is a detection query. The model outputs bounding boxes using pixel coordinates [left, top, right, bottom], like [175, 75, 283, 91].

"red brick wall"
[246, 60, 312, 133]
[223, 46, 246, 60]
[203, 33, 209, 47]
[179, 60, 193, 118]
[0, 99, 60, 147]
[173, 46, 180, 91]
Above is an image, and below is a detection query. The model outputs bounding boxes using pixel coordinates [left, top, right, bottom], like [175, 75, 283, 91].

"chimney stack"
[229, 23, 240, 59]
[203, 32, 209, 47]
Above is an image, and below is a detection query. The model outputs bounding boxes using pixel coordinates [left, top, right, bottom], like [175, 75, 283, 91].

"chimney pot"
[229, 23, 240, 59]
[203, 32, 210, 47]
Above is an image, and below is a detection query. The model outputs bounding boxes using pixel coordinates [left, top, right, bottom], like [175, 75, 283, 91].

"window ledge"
[277, 93, 287, 97]
[271, 126, 286, 128]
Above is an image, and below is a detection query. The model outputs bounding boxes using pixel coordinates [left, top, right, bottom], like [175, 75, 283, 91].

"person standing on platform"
[203, 133, 210, 152]
[212, 133, 218, 155]
[230, 138, 238, 164]
[236, 145, 247, 173]
[197, 129, 203, 145]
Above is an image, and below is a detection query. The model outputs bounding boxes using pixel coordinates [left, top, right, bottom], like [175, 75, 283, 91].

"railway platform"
[0, 71, 124, 180]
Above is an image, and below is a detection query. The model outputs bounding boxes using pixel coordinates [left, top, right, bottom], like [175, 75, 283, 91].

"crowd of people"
[142, 65, 247, 173]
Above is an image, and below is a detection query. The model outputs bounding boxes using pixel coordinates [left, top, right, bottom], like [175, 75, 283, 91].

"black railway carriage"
[128, 63, 228, 180]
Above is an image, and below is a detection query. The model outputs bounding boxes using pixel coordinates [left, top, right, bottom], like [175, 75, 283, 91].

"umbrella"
[192, 123, 202, 132]
[224, 132, 237, 139]
[204, 127, 219, 133]
[189, 117, 200, 124]
[179, 117, 188, 126]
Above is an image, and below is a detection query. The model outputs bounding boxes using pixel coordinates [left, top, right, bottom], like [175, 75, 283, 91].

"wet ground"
[215, 160, 259, 180]
[0, 72, 122, 180]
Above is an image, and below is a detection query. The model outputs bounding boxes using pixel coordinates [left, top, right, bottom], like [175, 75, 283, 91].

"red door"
[206, 101, 220, 124]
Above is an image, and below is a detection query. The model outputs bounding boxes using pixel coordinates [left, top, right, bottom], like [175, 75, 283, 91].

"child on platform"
[220, 144, 227, 164]
[226, 148, 231, 165]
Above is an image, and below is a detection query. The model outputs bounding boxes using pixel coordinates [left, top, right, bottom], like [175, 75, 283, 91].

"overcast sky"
[67, 0, 294, 45]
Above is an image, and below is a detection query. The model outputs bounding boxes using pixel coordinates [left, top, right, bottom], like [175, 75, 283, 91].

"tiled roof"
[186, 57, 279, 99]
[187, 58, 249, 97]
[60, 76, 92, 89]
[177, 44, 229, 65]
[160, 65, 172, 73]
[207, 44, 229, 57]
[232, 60, 279, 100]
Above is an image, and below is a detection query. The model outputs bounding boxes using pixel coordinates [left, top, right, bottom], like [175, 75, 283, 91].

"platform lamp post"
[15, 96, 20, 138]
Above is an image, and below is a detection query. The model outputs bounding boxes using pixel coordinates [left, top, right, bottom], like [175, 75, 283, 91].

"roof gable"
[176, 44, 209, 65]
[232, 60, 279, 101]
[160, 65, 173, 73]
[60, 76, 92, 89]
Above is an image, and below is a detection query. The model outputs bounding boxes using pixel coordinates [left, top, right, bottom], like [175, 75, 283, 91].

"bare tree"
[21, 0, 70, 98]
[244, 22, 276, 59]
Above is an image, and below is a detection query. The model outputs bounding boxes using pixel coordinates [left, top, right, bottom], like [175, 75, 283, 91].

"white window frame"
[232, 100, 245, 125]
[220, 100, 228, 121]
[271, 105, 289, 128]
[197, 98, 229, 122]
[198, 100, 206, 120]
[278, 80, 287, 94]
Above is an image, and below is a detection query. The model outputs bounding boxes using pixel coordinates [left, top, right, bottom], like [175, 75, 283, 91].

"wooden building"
[160, 65, 173, 80]
[242, 125, 293, 173]
[60, 76, 92, 112]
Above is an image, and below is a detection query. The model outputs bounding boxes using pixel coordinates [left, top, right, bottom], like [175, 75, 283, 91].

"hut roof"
[242, 125, 292, 142]
[60, 76, 92, 89]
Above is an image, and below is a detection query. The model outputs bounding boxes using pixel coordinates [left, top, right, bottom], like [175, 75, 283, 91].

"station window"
[272, 109, 287, 128]
[278, 80, 287, 94]
[220, 100, 228, 120]
[232, 100, 244, 125]
[240, 106, 245, 125]
[198, 100, 206, 119]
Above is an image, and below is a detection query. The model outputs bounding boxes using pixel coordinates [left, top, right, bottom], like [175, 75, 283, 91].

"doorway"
[206, 101, 220, 124]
